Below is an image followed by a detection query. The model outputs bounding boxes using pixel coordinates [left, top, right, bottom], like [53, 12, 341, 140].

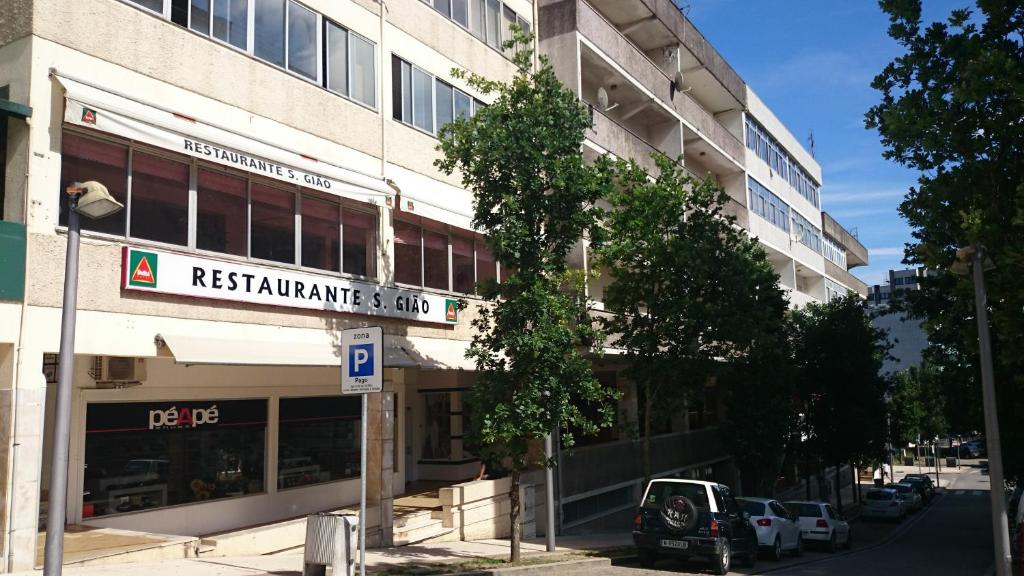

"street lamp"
[951, 243, 1011, 576]
[42, 182, 123, 576]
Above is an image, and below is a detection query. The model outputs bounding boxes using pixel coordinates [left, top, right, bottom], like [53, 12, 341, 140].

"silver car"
[862, 488, 906, 522]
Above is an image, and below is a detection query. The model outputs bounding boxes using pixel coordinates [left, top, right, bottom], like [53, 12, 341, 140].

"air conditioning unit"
[93, 356, 146, 386]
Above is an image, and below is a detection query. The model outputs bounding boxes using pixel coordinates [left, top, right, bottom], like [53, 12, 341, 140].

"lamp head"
[67, 181, 123, 219]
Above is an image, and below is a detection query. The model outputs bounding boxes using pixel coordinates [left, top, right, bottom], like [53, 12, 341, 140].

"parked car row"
[862, 474, 937, 522]
[631, 479, 855, 574]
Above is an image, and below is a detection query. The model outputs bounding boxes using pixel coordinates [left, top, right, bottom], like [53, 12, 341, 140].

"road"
[608, 463, 996, 576]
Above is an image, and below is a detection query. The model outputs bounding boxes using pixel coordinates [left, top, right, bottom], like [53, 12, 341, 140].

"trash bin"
[947, 457, 957, 467]
[303, 513, 358, 576]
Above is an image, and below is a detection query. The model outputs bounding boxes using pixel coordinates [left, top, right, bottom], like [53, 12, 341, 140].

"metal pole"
[970, 246, 1011, 576]
[359, 394, 368, 576]
[544, 431, 555, 552]
[42, 202, 81, 576]
[933, 442, 940, 488]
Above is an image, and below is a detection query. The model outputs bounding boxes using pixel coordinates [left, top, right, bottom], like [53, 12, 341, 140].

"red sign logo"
[81, 107, 97, 125]
[131, 256, 156, 285]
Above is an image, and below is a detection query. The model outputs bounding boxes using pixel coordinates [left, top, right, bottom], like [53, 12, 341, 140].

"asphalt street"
[609, 463, 996, 576]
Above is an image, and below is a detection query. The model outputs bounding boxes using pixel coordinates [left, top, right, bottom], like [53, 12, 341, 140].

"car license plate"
[661, 539, 688, 550]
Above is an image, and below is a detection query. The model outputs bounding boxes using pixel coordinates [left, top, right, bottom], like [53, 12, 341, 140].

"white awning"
[156, 333, 473, 370]
[54, 73, 393, 206]
[385, 163, 476, 231]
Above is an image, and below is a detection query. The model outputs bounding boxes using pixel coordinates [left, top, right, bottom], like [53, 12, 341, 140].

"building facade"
[0, 0, 866, 568]
[867, 267, 931, 374]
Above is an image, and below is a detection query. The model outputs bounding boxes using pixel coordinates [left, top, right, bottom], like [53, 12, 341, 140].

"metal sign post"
[341, 327, 383, 576]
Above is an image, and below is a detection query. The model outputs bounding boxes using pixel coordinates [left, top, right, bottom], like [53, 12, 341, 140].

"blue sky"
[685, 0, 964, 286]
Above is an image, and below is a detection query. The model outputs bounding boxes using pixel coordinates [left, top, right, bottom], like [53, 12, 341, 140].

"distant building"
[867, 267, 931, 374]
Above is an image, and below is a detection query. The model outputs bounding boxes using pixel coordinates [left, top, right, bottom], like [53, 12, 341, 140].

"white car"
[887, 483, 923, 512]
[862, 488, 906, 522]
[784, 500, 852, 552]
[737, 497, 802, 560]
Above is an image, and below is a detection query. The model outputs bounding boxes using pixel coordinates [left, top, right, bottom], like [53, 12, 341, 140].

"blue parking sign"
[349, 344, 374, 377]
[341, 327, 383, 394]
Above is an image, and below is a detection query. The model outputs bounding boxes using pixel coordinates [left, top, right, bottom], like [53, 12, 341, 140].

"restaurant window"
[476, 242, 496, 286]
[82, 400, 266, 518]
[301, 195, 340, 272]
[423, 226, 448, 290]
[452, 235, 474, 293]
[129, 151, 190, 246]
[250, 182, 295, 264]
[59, 132, 128, 236]
[342, 208, 376, 278]
[278, 396, 360, 489]
[196, 168, 247, 256]
[394, 219, 422, 286]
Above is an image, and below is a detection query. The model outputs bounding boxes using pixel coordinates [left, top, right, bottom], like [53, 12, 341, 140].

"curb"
[456, 557, 612, 576]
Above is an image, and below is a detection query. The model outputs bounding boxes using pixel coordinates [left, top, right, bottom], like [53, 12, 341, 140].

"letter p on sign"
[341, 326, 383, 394]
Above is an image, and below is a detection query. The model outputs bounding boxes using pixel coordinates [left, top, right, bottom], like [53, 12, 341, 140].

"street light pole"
[42, 183, 122, 576]
[963, 245, 1011, 576]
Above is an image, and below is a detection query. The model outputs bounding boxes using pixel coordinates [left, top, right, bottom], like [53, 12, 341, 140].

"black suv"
[900, 475, 936, 503]
[632, 479, 757, 575]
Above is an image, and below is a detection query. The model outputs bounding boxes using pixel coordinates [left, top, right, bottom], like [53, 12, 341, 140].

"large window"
[393, 216, 498, 294]
[59, 130, 379, 279]
[278, 396, 361, 489]
[83, 400, 266, 518]
[791, 210, 822, 254]
[121, 0, 378, 109]
[420, 0, 527, 58]
[747, 176, 790, 233]
[744, 116, 820, 208]
[392, 56, 485, 136]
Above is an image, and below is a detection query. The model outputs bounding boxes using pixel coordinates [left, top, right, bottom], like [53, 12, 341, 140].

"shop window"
[278, 396, 361, 489]
[301, 195, 340, 272]
[423, 227, 448, 290]
[59, 132, 128, 236]
[287, 1, 317, 80]
[452, 235, 474, 293]
[196, 168, 247, 256]
[129, 151, 190, 246]
[82, 400, 266, 518]
[342, 208, 376, 278]
[421, 392, 451, 460]
[250, 183, 295, 264]
[394, 219, 422, 285]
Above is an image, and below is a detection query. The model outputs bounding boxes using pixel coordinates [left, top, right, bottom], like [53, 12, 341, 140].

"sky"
[684, 0, 965, 286]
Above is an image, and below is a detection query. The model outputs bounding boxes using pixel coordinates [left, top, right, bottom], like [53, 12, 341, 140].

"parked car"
[784, 501, 851, 552]
[862, 488, 906, 522]
[900, 475, 935, 503]
[737, 497, 803, 560]
[633, 479, 758, 574]
[886, 483, 923, 512]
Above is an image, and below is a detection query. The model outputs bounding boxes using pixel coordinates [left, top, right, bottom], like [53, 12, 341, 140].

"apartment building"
[868, 267, 931, 374]
[0, 0, 867, 568]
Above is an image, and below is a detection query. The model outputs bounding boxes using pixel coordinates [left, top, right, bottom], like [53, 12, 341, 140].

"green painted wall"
[0, 221, 26, 301]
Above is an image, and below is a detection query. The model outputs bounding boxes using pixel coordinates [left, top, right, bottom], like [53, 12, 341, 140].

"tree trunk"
[509, 467, 521, 562]
[834, 463, 843, 514]
[643, 390, 653, 483]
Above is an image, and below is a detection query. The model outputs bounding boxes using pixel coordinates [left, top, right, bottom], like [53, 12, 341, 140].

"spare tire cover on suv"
[661, 494, 699, 532]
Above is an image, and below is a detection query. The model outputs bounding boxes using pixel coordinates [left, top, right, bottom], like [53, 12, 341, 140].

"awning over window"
[54, 73, 392, 206]
[386, 163, 476, 231]
[156, 333, 473, 370]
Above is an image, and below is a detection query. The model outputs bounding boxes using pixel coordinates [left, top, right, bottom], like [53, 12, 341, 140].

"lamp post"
[43, 182, 123, 576]
[951, 243, 1011, 576]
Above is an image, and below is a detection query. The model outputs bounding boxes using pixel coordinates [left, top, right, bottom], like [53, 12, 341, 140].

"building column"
[5, 343, 46, 572]
[367, 373, 397, 547]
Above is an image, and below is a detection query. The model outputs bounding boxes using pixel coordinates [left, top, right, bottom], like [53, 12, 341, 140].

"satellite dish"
[597, 87, 609, 110]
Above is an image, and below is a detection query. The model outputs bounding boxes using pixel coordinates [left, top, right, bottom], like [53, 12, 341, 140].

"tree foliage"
[435, 32, 618, 560]
[596, 155, 789, 487]
[866, 0, 1024, 482]
[890, 361, 949, 446]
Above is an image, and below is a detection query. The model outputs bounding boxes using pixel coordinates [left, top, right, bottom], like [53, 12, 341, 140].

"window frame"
[418, 0, 527, 61]
[392, 216, 495, 296]
[392, 55, 485, 138]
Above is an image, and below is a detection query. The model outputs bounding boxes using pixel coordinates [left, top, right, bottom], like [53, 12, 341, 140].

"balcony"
[540, 0, 745, 168]
[825, 260, 869, 297]
[822, 212, 868, 268]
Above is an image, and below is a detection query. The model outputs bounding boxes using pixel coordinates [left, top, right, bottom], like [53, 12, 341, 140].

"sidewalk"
[10, 533, 633, 576]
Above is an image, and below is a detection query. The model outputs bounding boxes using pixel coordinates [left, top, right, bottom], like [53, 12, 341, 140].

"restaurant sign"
[122, 247, 459, 325]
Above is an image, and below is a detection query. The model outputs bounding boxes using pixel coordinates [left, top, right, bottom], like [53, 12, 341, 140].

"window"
[423, 227, 449, 290]
[278, 396, 361, 488]
[501, 5, 516, 55]
[254, 0, 286, 67]
[349, 34, 376, 107]
[128, 0, 163, 11]
[476, 243, 496, 286]
[485, 0, 501, 48]
[452, 235, 474, 293]
[342, 208, 376, 278]
[196, 168, 247, 256]
[421, 392, 452, 460]
[129, 151, 190, 246]
[250, 183, 295, 264]
[436, 81, 454, 131]
[469, 0, 485, 39]
[412, 67, 434, 133]
[394, 220, 422, 285]
[393, 56, 485, 136]
[748, 176, 790, 233]
[744, 116, 820, 208]
[191, 0, 247, 49]
[791, 210, 822, 254]
[325, 22, 349, 96]
[454, 89, 472, 120]
[287, 1, 317, 80]
[82, 400, 266, 518]
[301, 195, 339, 271]
[451, 0, 468, 27]
[59, 132, 128, 236]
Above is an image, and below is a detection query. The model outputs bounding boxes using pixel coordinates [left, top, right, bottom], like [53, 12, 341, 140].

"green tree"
[436, 33, 618, 561]
[866, 0, 1024, 483]
[595, 155, 790, 487]
[890, 361, 948, 446]
[793, 295, 890, 513]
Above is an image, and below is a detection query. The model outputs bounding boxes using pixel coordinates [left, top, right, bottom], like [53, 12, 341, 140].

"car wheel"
[712, 540, 730, 575]
[771, 536, 783, 561]
[828, 532, 837, 553]
[791, 534, 804, 557]
[638, 549, 657, 569]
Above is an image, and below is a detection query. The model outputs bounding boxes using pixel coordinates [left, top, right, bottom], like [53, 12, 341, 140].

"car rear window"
[785, 503, 823, 518]
[642, 481, 711, 511]
[867, 491, 893, 501]
[738, 499, 766, 516]
[894, 484, 912, 493]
